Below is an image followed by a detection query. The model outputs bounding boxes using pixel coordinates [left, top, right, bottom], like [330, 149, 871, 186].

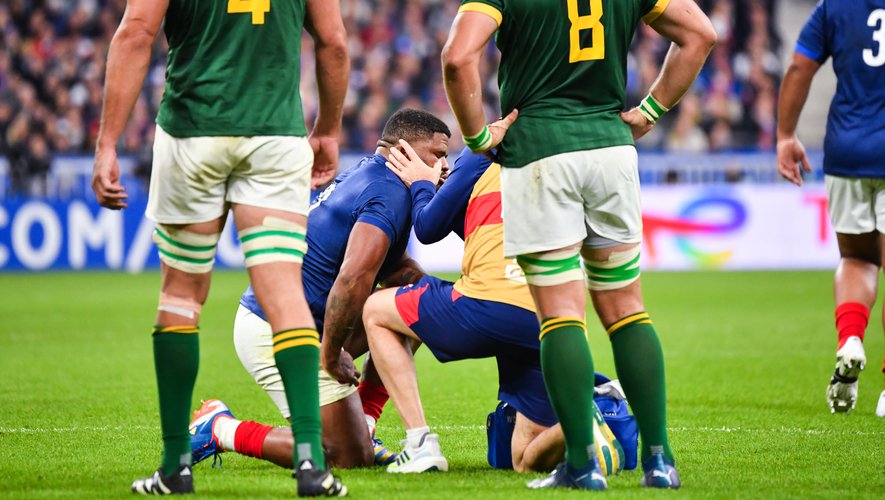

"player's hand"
[321, 348, 361, 386]
[386, 139, 446, 188]
[486, 109, 519, 155]
[309, 133, 340, 189]
[620, 108, 654, 140]
[776, 135, 812, 186]
[92, 147, 128, 210]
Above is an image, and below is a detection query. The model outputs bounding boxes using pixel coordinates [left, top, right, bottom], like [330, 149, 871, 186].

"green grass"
[1, 271, 884, 498]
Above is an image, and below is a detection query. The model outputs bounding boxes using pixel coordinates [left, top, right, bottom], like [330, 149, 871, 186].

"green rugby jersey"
[459, 0, 669, 168]
[157, 0, 307, 137]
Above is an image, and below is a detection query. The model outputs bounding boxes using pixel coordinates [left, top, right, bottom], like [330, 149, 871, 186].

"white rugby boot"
[826, 336, 866, 413]
[387, 432, 448, 473]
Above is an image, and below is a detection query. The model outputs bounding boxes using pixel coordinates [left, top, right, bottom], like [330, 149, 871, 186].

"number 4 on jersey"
[228, 0, 270, 25]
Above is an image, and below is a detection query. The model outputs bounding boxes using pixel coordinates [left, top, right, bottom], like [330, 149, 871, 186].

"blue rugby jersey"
[796, 0, 885, 178]
[239, 154, 412, 334]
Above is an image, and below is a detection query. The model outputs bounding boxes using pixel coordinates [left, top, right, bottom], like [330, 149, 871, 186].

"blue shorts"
[395, 275, 556, 426]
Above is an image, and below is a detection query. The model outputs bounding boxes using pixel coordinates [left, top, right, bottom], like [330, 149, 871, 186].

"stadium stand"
[0, 0, 817, 197]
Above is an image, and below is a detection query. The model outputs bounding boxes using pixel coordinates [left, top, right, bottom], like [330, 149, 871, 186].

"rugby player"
[92, 0, 349, 495]
[363, 146, 621, 475]
[189, 109, 450, 469]
[441, 0, 715, 490]
[776, 0, 885, 417]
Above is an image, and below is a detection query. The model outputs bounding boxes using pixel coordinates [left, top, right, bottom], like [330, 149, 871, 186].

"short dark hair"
[379, 108, 451, 147]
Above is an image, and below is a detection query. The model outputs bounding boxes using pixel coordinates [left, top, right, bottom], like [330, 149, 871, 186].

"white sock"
[365, 415, 377, 435]
[212, 416, 240, 452]
[405, 426, 430, 449]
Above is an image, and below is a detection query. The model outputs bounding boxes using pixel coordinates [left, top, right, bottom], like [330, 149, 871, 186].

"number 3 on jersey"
[864, 9, 885, 67]
[228, 0, 270, 25]
[568, 0, 605, 63]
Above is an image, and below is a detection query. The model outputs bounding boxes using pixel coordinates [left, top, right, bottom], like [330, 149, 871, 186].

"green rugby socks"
[607, 312, 674, 463]
[273, 328, 326, 470]
[539, 317, 596, 469]
[152, 325, 200, 475]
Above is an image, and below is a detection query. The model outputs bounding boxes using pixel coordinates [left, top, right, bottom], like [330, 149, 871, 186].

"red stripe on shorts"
[395, 284, 429, 327]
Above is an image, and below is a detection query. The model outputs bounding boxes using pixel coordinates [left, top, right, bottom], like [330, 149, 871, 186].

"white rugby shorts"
[233, 304, 357, 419]
[146, 125, 313, 224]
[825, 175, 885, 234]
[500, 145, 642, 257]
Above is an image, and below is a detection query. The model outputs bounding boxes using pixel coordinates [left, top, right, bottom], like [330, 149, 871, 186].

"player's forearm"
[321, 275, 374, 355]
[648, 40, 713, 110]
[96, 21, 156, 151]
[379, 258, 426, 288]
[442, 50, 486, 137]
[776, 59, 816, 139]
[312, 36, 349, 137]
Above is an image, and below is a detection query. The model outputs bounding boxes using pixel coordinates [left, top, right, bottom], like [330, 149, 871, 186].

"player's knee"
[584, 245, 641, 291]
[322, 430, 374, 469]
[239, 216, 308, 268]
[362, 291, 394, 333]
[516, 248, 584, 287]
[153, 225, 220, 274]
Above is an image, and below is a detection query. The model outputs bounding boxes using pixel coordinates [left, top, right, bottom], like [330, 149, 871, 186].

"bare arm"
[442, 12, 517, 152]
[621, 0, 717, 139]
[378, 251, 426, 289]
[321, 222, 390, 385]
[776, 52, 821, 186]
[305, 0, 349, 188]
[92, 0, 167, 209]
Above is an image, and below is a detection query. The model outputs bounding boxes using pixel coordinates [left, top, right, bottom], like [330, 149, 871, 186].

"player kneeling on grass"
[189, 109, 450, 470]
[363, 146, 622, 474]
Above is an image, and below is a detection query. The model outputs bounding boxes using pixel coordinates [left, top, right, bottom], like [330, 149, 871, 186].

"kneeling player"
[364, 146, 618, 473]
[190, 109, 450, 469]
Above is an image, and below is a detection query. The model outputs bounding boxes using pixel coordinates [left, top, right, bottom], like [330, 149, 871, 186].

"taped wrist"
[464, 125, 493, 153]
[152, 226, 220, 274]
[637, 93, 669, 124]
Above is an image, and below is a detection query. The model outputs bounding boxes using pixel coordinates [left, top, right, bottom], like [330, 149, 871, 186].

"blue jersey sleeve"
[409, 149, 491, 244]
[354, 179, 411, 245]
[796, 1, 829, 63]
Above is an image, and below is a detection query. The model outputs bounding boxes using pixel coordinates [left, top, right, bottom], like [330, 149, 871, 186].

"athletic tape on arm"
[516, 249, 584, 286]
[584, 245, 641, 291]
[152, 226, 220, 274]
[239, 216, 308, 267]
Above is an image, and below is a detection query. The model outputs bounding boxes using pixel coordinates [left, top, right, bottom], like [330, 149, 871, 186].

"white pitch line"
[669, 425, 885, 436]
[2, 424, 883, 437]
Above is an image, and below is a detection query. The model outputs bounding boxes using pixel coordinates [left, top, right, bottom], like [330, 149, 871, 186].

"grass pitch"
[1, 271, 883, 498]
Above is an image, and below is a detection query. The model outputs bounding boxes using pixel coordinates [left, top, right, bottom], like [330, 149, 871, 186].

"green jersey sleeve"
[459, 0, 504, 26]
[640, 0, 671, 24]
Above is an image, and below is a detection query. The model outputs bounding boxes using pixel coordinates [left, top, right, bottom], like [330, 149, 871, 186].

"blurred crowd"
[0, 0, 782, 195]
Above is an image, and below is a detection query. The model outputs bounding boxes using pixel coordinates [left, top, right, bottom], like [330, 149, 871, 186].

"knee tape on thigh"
[152, 225, 220, 274]
[584, 245, 641, 291]
[158, 292, 203, 320]
[239, 216, 308, 268]
[516, 249, 584, 286]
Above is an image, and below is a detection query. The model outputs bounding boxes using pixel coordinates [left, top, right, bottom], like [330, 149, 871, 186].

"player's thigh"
[364, 287, 419, 341]
[580, 145, 642, 247]
[404, 278, 500, 361]
[228, 135, 313, 218]
[496, 349, 557, 428]
[827, 175, 877, 238]
[233, 305, 291, 419]
[319, 381, 371, 468]
[147, 125, 234, 225]
[500, 155, 588, 257]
